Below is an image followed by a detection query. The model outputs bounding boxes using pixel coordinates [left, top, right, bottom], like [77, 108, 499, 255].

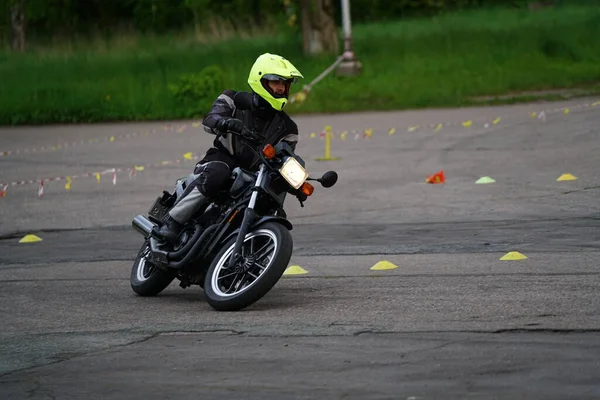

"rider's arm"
[202, 90, 237, 134]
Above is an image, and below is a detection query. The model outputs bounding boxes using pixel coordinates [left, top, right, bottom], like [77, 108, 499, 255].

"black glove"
[216, 118, 244, 134]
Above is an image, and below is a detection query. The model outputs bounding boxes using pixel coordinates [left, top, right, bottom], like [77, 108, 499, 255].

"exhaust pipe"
[132, 215, 155, 236]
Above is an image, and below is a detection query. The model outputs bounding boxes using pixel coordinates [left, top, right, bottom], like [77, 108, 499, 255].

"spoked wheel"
[130, 241, 176, 296]
[203, 222, 292, 311]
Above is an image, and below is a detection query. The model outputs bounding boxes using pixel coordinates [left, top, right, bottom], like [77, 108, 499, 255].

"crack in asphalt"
[0, 329, 246, 379]
[561, 185, 600, 195]
[26, 380, 58, 400]
[353, 328, 600, 335]
[0, 332, 163, 380]
[2, 327, 598, 380]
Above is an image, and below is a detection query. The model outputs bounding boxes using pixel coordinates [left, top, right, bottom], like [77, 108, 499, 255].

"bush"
[168, 65, 226, 118]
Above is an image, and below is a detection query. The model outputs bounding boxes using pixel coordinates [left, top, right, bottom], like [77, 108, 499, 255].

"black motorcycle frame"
[146, 140, 304, 283]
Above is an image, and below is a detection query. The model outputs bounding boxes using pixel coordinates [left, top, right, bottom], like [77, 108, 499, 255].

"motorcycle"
[130, 91, 338, 311]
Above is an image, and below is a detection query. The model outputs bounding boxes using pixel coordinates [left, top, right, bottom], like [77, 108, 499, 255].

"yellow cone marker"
[310, 132, 317, 139]
[370, 260, 399, 271]
[109, 136, 115, 142]
[475, 176, 496, 184]
[557, 173, 577, 181]
[192, 122, 200, 128]
[500, 251, 527, 261]
[493, 117, 501, 125]
[462, 120, 472, 128]
[65, 176, 72, 191]
[408, 125, 419, 132]
[183, 152, 193, 160]
[19, 234, 43, 243]
[434, 123, 443, 132]
[564, 108, 570, 115]
[388, 128, 396, 135]
[283, 265, 308, 275]
[134, 165, 145, 171]
[340, 131, 347, 140]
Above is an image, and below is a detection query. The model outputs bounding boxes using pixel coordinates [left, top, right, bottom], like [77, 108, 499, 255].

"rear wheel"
[203, 222, 292, 311]
[130, 241, 176, 296]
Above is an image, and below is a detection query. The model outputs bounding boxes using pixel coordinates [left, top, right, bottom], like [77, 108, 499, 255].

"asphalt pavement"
[1, 98, 599, 399]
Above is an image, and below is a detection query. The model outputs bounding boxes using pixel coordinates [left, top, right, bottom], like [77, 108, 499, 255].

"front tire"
[130, 241, 176, 296]
[203, 222, 292, 311]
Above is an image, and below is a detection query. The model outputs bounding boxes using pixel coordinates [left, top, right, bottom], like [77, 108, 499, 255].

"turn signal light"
[300, 182, 314, 196]
[262, 144, 276, 159]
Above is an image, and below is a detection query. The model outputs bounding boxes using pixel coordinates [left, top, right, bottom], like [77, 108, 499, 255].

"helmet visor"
[262, 74, 298, 84]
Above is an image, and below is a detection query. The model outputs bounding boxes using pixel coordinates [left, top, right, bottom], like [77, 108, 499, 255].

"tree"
[299, 0, 338, 56]
[10, 0, 26, 51]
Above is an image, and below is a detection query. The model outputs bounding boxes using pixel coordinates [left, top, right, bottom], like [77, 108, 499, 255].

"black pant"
[183, 160, 232, 198]
[168, 159, 232, 223]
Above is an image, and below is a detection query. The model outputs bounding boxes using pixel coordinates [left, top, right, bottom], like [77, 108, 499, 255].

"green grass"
[1, 4, 600, 125]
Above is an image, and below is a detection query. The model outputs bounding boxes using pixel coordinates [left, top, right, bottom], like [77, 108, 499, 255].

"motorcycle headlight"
[279, 157, 308, 189]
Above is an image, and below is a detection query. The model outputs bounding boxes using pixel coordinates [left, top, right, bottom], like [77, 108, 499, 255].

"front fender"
[254, 216, 293, 231]
[221, 216, 292, 244]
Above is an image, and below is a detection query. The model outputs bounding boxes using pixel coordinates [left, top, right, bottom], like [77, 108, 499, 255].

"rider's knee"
[196, 162, 231, 197]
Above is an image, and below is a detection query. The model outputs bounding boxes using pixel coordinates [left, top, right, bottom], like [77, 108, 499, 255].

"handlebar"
[225, 126, 262, 144]
[220, 125, 308, 206]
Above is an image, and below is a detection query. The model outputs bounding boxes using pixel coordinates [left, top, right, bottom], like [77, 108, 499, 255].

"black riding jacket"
[200, 90, 299, 171]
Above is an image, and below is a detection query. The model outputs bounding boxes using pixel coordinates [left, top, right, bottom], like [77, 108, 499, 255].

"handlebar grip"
[221, 125, 261, 143]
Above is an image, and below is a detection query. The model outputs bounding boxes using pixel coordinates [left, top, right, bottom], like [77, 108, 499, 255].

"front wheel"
[203, 222, 293, 311]
[130, 241, 176, 296]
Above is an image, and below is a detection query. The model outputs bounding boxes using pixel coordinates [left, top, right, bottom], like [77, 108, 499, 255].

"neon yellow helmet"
[247, 53, 304, 111]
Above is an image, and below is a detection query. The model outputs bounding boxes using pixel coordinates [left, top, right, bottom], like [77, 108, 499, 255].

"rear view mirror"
[319, 171, 338, 188]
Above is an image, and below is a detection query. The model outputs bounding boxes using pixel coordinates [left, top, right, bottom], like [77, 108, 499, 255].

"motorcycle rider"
[157, 53, 304, 246]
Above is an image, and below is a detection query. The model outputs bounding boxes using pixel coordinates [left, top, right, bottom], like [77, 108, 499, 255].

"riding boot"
[157, 187, 209, 246]
[156, 216, 184, 246]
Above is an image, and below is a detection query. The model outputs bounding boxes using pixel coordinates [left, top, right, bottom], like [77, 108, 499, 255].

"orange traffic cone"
[425, 170, 445, 184]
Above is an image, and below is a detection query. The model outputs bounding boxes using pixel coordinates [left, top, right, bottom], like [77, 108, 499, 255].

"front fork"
[227, 165, 265, 269]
